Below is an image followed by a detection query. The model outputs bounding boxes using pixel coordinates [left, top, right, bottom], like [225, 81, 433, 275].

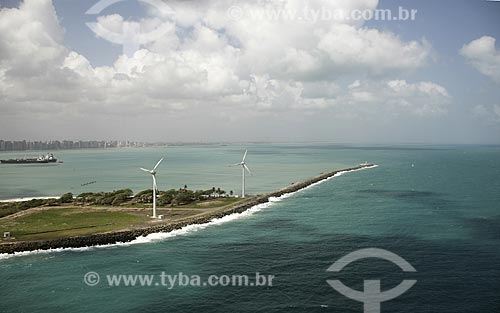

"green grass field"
[0, 208, 146, 241]
[0, 197, 248, 242]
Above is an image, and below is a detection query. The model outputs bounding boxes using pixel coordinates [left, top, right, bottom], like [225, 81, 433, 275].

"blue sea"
[1, 144, 499, 312]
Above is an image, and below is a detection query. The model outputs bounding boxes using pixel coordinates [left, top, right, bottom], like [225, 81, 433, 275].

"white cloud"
[0, 0, 448, 139]
[0, 0, 65, 72]
[236, 76, 450, 116]
[495, 104, 500, 118]
[317, 25, 430, 75]
[471, 104, 500, 124]
[144, 0, 430, 80]
[334, 80, 450, 116]
[461, 36, 500, 83]
[96, 14, 124, 34]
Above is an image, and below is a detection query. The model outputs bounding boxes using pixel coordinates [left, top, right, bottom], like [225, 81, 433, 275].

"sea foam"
[0, 196, 59, 203]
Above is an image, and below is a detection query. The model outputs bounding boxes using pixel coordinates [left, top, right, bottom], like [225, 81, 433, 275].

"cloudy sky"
[0, 0, 499, 143]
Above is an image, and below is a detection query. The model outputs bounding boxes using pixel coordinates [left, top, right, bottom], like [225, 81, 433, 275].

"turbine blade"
[229, 163, 241, 167]
[244, 164, 252, 174]
[153, 158, 164, 171]
[140, 168, 151, 173]
[242, 149, 248, 162]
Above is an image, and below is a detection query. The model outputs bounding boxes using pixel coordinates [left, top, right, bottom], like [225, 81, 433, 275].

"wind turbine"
[140, 158, 163, 218]
[231, 150, 251, 198]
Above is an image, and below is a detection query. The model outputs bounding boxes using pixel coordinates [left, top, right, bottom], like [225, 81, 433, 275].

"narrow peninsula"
[0, 164, 375, 254]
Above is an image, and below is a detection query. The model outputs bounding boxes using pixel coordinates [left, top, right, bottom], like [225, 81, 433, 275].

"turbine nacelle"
[231, 150, 251, 173]
[140, 168, 156, 175]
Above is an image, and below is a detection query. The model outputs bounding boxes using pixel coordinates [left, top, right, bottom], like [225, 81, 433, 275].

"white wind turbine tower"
[140, 158, 163, 218]
[231, 150, 251, 198]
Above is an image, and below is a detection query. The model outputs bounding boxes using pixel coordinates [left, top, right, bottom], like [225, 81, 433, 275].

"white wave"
[276, 164, 379, 196]
[0, 245, 95, 260]
[0, 196, 59, 203]
[0, 165, 377, 260]
[126, 201, 276, 245]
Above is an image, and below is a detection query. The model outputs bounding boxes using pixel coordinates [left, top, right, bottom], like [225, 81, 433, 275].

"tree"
[158, 189, 177, 206]
[110, 190, 132, 206]
[175, 190, 195, 205]
[59, 192, 73, 203]
[134, 189, 153, 203]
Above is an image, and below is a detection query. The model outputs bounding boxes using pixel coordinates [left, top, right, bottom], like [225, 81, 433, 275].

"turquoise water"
[1, 144, 499, 312]
[0, 144, 363, 200]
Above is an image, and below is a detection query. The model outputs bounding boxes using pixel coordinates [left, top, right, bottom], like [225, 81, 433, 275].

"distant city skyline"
[1, 0, 499, 144]
[0, 139, 152, 151]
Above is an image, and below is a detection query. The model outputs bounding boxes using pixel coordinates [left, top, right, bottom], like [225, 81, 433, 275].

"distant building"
[5, 141, 13, 151]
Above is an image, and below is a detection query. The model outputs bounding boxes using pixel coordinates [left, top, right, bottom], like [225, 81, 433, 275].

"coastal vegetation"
[0, 198, 59, 218]
[0, 187, 232, 219]
[76, 187, 230, 207]
[76, 189, 134, 206]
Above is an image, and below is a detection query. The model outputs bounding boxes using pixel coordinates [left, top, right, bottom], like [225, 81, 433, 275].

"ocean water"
[1, 144, 499, 312]
[0, 144, 367, 200]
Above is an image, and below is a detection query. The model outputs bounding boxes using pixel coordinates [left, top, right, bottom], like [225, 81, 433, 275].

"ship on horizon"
[0, 153, 58, 164]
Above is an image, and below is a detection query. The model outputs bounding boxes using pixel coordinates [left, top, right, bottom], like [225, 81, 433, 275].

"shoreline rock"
[0, 164, 375, 254]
